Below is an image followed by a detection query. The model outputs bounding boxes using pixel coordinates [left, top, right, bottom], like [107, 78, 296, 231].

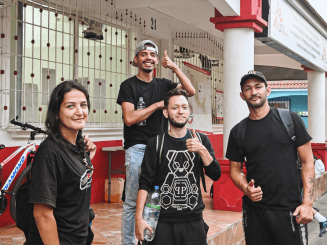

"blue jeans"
[121, 144, 146, 245]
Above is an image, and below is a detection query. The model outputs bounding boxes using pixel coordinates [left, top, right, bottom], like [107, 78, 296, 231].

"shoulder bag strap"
[276, 108, 296, 142]
[189, 130, 207, 193]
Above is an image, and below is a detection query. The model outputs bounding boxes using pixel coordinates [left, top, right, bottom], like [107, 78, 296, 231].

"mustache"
[250, 95, 261, 100]
[143, 60, 155, 64]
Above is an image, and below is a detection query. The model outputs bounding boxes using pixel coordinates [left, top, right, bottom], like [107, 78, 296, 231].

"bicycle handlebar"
[10, 118, 47, 135]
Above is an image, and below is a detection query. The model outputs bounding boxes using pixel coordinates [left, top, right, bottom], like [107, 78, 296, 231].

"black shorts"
[148, 219, 208, 245]
[242, 203, 308, 245]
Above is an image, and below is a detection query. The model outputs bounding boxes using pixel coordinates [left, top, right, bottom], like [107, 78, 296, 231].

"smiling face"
[58, 89, 89, 138]
[134, 48, 158, 73]
[240, 78, 271, 109]
[164, 95, 190, 129]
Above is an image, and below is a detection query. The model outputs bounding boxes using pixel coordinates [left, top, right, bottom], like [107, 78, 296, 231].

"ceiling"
[113, 0, 308, 80]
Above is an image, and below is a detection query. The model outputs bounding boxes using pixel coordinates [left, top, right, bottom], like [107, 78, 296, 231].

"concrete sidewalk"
[0, 176, 245, 245]
[308, 191, 327, 245]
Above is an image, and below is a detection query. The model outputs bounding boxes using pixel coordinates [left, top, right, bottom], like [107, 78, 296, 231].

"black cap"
[240, 70, 267, 90]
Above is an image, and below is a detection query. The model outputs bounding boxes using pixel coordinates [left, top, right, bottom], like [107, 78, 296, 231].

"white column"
[307, 71, 325, 143]
[325, 74, 327, 142]
[223, 28, 254, 155]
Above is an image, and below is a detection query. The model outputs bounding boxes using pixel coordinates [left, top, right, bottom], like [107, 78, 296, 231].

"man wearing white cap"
[117, 40, 195, 245]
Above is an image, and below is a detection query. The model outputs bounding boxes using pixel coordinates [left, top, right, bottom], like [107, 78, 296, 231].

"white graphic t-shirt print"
[80, 169, 93, 190]
[160, 150, 198, 211]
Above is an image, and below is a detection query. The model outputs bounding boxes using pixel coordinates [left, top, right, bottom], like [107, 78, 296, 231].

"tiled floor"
[0, 177, 244, 245]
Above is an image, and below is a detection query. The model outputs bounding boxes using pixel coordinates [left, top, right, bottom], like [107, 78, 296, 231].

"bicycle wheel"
[10, 163, 32, 221]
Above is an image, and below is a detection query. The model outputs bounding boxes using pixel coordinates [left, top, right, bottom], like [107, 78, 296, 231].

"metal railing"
[0, 0, 144, 127]
[173, 32, 224, 125]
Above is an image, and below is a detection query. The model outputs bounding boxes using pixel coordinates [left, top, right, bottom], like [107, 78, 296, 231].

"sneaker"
[319, 220, 327, 237]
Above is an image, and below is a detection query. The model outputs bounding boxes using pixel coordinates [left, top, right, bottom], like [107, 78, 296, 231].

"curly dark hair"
[45, 80, 93, 169]
[164, 88, 189, 108]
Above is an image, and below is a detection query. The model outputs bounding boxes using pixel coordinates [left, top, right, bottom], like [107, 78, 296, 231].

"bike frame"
[0, 142, 35, 191]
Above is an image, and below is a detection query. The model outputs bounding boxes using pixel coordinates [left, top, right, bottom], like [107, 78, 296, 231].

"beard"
[245, 94, 267, 108]
[168, 115, 188, 128]
[139, 60, 155, 73]
[142, 68, 153, 73]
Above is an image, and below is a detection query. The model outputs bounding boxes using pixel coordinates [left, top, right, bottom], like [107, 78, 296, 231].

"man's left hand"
[186, 130, 205, 153]
[293, 204, 313, 224]
[161, 50, 177, 70]
[84, 134, 97, 160]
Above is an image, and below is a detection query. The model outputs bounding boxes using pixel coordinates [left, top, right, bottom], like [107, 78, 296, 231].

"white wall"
[209, 0, 240, 16]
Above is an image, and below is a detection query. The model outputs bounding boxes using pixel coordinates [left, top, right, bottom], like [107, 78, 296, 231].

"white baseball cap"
[134, 40, 158, 56]
[132, 40, 159, 67]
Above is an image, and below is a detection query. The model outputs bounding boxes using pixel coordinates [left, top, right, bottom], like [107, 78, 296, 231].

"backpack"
[236, 108, 301, 171]
[16, 170, 95, 244]
[156, 130, 208, 192]
[16, 181, 33, 238]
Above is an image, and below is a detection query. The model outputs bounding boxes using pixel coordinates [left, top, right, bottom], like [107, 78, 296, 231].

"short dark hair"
[164, 88, 189, 107]
[45, 80, 90, 156]
[144, 42, 155, 48]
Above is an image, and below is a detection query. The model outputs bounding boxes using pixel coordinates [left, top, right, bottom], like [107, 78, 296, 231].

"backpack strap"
[272, 108, 301, 174]
[238, 109, 296, 153]
[276, 108, 296, 142]
[153, 133, 165, 188]
[156, 133, 165, 165]
[189, 130, 207, 193]
[188, 130, 202, 144]
[196, 132, 202, 144]
[236, 117, 248, 158]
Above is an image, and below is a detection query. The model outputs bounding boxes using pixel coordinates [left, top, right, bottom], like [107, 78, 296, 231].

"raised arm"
[293, 141, 314, 224]
[161, 50, 195, 96]
[230, 160, 263, 202]
[186, 130, 213, 166]
[121, 101, 164, 126]
[186, 130, 221, 181]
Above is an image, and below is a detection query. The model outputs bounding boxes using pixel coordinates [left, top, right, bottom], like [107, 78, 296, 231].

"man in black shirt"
[226, 70, 315, 245]
[135, 88, 221, 245]
[117, 40, 195, 245]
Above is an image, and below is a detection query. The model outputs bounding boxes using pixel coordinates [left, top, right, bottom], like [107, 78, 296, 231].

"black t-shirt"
[226, 108, 312, 210]
[139, 130, 221, 222]
[116, 76, 177, 149]
[27, 137, 93, 245]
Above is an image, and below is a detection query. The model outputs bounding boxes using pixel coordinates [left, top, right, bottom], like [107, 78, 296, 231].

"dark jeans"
[148, 219, 208, 245]
[243, 203, 308, 245]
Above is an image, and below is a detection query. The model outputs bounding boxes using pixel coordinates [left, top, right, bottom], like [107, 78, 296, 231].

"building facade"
[1, 0, 327, 227]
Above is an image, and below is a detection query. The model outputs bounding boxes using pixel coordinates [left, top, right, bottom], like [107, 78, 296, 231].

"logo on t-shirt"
[80, 169, 93, 190]
[160, 150, 198, 211]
